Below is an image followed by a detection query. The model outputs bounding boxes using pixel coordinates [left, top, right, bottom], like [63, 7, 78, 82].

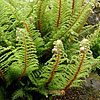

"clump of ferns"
[0, 0, 100, 99]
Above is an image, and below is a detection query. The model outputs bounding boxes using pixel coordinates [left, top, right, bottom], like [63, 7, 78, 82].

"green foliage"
[91, 23, 100, 58]
[0, 0, 100, 99]
[12, 89, 25, 100]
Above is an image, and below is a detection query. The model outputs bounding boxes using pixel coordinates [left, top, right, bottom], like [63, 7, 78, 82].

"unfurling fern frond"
[7, 28, 39, 81]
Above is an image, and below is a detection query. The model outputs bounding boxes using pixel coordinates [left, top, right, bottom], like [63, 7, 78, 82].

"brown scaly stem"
[56, 0, 62, 28]
[37, 20, 42, 33]
[20, 21, 32, 38]
[20, 21, 35, 53]
[62, 52, 86, 96]
[72, 0, 75, 17]
[0, 69, 6, 84]
[20, 21, 30, 34]
[81, 0, 85, 6]
[18, 32, 27, 80]
[45, 50, 61, 86]
[37, 0, 44, 33]
[18, 21, 35, 80]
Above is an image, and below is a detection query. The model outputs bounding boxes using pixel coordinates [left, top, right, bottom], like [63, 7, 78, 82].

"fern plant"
[0, 0, 100, 99]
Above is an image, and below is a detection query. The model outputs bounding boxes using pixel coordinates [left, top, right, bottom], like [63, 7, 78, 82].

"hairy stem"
[45, 50, 61, 86]
[81, 0, 84, 6]
[20, 21, 33, 39]
[72, 0, 75, 16]
[63, 52, 86, 93]
[18, 32, 27, 80]
[56, 0, 62, 28]
[37, 0, 44, 33]
[26, 8, 33, 18]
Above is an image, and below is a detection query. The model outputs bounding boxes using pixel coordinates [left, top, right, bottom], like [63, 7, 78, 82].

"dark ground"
[51, 72, 100, 100]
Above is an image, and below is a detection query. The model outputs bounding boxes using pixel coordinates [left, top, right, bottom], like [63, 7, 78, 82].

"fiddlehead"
[45, 40, 63, 86]
[62, 38, 90, 95]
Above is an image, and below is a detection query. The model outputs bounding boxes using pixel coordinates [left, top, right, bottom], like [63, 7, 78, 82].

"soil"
[51, 72, 100, 100]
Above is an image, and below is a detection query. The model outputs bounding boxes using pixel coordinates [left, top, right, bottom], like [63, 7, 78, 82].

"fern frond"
[89, 24, 100, 45]
[16, 29, 39, 80]
[28, 24, 45, 56]
[12, 89, 25, 100]
[0, 46, 15, 83]
[72, 0, 85, 16]
[0, 0, 18, 47]
[44, 0, 98, 51]
[4, 28, 39, 83]
[45, 50, 61, 86]
[90, 56, 100, 70]
[35, 0, 50, 35]
[49, 0, 72, 29]
[59, 0, 97, 39]
[64, 52, 86, 91]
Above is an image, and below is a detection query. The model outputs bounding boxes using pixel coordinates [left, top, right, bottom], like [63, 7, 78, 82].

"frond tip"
[45, 40, 63, 86]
